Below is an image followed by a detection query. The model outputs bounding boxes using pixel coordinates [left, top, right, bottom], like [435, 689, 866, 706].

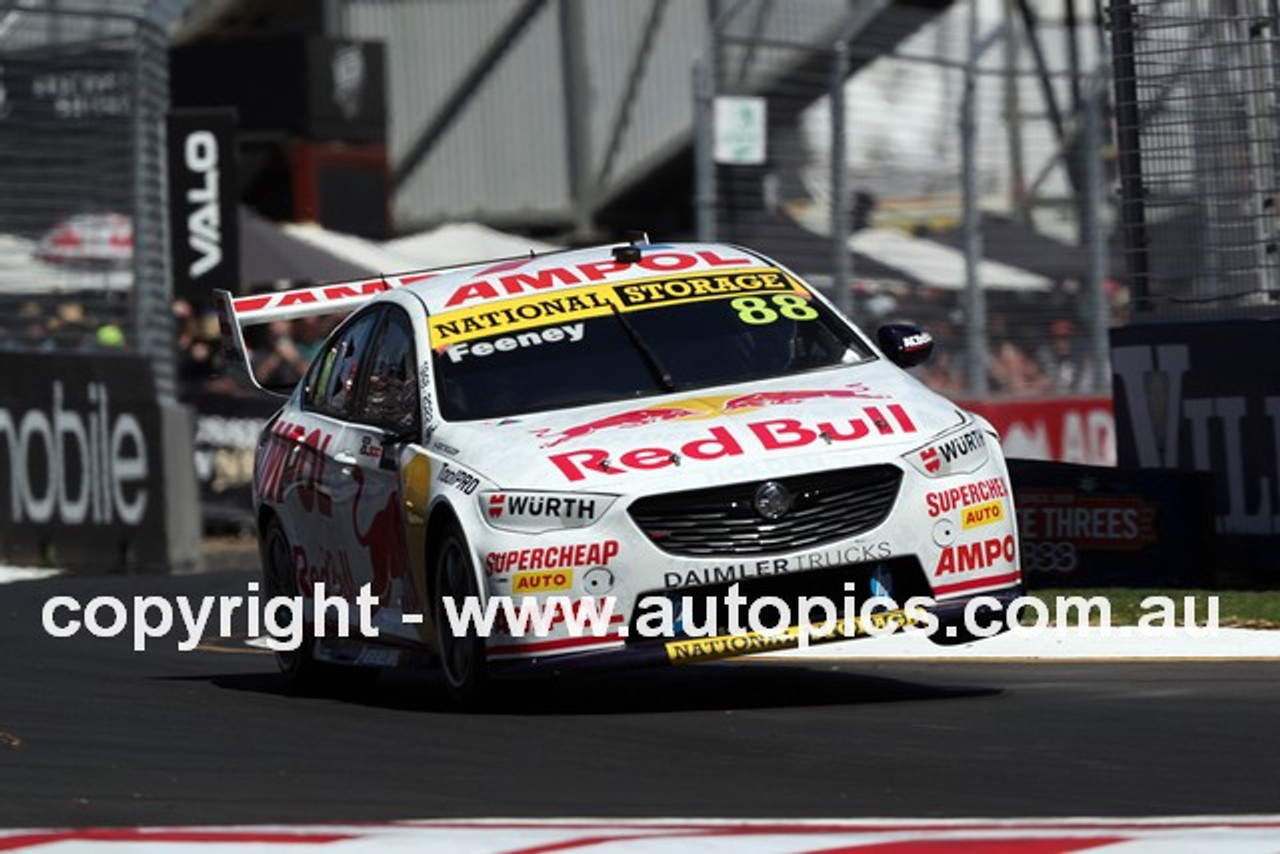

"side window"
[355, 308, 420, 433]
[303, 309, 381, 418]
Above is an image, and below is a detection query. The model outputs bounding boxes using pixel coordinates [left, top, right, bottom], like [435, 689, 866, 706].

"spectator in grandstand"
[292, 314, 330, 364]
[1035, 318, 1091, 393]
[2, 300, 48, 350]
[988, 337, 1048, 396]
[47, 301, 91, 350]
[175, 298, 212, 385]
[251, 319, 310, 389]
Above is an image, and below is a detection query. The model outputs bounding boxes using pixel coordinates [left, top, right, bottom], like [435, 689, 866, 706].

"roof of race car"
[406, 240, 781, 315]
[228, 241, 788, 326]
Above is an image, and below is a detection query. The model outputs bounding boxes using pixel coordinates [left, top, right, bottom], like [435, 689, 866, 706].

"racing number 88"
[730, 294, 819, 325]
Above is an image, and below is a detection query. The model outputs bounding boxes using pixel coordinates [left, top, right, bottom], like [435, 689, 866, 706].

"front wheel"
[432, 524, 490, 709]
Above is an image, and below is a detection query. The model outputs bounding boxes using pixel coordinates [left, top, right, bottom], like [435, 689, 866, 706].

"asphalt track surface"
[3, 563, 1279, 829]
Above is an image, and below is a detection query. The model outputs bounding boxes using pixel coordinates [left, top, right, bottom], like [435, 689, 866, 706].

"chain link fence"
[1110, 0, 1280, 316]
[0, 5, 174, 401]
[696, 0, 1122, 401]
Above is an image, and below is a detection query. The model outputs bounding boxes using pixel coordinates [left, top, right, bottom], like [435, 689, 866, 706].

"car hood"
[436, 362, 968, 490]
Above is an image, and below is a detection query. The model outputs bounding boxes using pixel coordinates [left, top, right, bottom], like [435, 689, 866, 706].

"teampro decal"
[437, 463, 480, 495]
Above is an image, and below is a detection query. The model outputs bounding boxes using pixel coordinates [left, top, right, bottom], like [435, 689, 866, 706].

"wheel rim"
[437, 538, 477, 688]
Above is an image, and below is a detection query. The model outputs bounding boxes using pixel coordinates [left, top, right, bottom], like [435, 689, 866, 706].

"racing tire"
[432, 524, 491, 709]
[260, 516, 373, 695]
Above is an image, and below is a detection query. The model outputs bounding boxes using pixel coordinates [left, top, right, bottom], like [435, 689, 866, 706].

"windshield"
[429, 266, 874, 421]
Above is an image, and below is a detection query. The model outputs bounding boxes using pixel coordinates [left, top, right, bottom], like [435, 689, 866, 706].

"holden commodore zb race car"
[215, 237, 1022, 706]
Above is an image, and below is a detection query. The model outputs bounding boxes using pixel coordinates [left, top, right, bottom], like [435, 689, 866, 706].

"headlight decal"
[479, 490, 617, 532]
[904, 422, 991, 477]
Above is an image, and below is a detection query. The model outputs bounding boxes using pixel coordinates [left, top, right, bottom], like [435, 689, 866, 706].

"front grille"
[628, 465, 902, 557]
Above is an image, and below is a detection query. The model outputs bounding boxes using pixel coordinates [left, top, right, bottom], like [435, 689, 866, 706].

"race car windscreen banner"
[167, 107, 240, 303]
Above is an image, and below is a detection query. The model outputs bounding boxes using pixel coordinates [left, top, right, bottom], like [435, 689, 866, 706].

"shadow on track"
[167, 661, 1000, 716]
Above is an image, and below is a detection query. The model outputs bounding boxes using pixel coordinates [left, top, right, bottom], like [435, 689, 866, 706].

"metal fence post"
[1083, 70, 1110, 394]
[693, 55, 715, 243]
[961, 25, 1006, 397]
[830, 39, 853, 319]
[1107, 0, 1150, 311]
[132, 17, 175, 404]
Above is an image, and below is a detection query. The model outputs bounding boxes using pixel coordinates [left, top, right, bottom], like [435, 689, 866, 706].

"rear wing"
[212, 270, 448, 396]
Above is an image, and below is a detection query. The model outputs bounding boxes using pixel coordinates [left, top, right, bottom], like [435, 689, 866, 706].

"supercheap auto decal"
[427, 267, 809, 350]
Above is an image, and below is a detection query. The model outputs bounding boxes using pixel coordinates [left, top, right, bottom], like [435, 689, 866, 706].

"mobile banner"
[0, 353, 166, 571]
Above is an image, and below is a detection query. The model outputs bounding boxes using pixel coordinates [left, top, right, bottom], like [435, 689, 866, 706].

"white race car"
[215, 237, 1021, 705]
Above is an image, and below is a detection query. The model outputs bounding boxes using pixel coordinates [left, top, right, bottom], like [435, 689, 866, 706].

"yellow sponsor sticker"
[511, 569, 574, 594]
[664, 609, 921, 664]
[429, 268, 806, 348]
[960, 499, 1004, 530]
[611, 269, 794, 308]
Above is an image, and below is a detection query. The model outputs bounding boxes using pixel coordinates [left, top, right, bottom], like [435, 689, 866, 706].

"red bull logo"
[548, 405, 918, 482]
[351, 467, 417, 612]
[534, 385, 886, 448]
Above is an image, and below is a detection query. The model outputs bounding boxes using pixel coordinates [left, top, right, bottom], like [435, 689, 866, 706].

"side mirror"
[373, 425, 419, 471]
[877, 324, 934, 369]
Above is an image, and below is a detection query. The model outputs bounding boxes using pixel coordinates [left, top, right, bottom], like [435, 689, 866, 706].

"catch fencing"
[695, 1, 1119, 400]
[1110, 0, 1280, 316]
[0, 4, 200, 572]
[0, 5, 174, 402]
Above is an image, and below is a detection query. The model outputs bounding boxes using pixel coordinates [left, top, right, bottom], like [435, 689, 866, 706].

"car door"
[334, 305, 424, 639]
[294, 306, 385, 605]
